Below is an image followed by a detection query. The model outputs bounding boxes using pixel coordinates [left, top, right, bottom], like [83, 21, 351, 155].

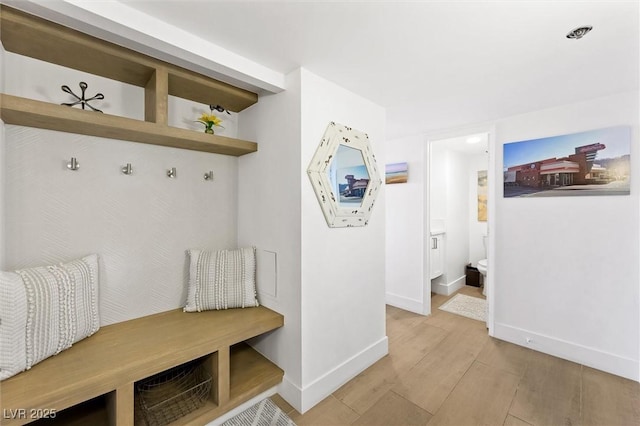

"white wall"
[494, 91, 640, 381]
[238, 68, 388, 413]
[4, 127, 239, 326]
[237, 69, 304, 403]
[385, 135, 427, 314]
[384, 133, 486, 310]
[468, 153, 489, 266]
[2, 51, 240, 326]
[0, 43, 5, 269]
[430, 145, 469, 295]
[299, 69, 387, 411]
[445, 149, 470, 286]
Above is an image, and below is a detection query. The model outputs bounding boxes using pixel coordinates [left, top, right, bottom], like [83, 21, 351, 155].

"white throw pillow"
[0, 254, 100, 381]
[184, 248, 259, 312]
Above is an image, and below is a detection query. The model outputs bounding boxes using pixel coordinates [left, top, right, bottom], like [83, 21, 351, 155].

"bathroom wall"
[468, 152, 489, 266]
[385, 134, 428, 314]
[2, 50, 241, 326]
[494, 91, 639, 380]
[430, 143, 469, 295]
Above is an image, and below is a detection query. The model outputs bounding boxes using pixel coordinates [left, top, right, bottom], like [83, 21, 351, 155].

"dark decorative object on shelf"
[210, 104, 230, 115]
[61, 82, 104, 112]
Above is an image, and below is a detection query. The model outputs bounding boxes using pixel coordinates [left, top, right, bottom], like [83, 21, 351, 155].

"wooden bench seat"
[0, 306, 284, 425]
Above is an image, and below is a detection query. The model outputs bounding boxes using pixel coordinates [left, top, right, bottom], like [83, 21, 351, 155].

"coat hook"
[167, 167, 177, 178]
[204, 171, 214, 181]
[122, 163, 133, 175]
[67, 157, 80, 171]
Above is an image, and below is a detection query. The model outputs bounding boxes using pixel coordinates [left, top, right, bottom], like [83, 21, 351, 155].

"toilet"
[477, 235, 488, 295]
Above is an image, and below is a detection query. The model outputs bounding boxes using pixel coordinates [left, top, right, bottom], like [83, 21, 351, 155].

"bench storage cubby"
[1, 306, 284, 425]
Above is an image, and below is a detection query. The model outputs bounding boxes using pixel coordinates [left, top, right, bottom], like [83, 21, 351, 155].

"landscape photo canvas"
[503, 126, 630, 198]
[386, 162, 408, 184]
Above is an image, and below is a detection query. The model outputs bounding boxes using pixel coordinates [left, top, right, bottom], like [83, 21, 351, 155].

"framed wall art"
[385, 162, 408, 184]
[503, 126, 630, 197]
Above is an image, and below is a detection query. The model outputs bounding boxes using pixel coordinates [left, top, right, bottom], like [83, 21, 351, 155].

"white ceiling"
[21, 0, 640, 140]
[433, 133, 489, 156]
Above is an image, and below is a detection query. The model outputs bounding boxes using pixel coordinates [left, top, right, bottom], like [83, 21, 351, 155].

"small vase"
[205, 128, 214, 134]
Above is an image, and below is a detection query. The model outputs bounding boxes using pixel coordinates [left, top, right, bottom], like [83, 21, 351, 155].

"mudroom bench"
[1, 306, 284, 425]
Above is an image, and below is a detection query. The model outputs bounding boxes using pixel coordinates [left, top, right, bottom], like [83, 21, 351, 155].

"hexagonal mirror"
[308, 122, 382, 228]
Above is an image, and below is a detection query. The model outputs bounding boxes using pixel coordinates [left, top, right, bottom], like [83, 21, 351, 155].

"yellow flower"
[196, 112, 223, 128]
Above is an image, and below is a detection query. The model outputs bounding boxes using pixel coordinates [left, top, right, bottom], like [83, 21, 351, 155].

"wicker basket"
[136, 359, 212, 426]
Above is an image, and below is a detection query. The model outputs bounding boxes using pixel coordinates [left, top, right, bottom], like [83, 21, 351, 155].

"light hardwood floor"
[271, 286, 640, 426]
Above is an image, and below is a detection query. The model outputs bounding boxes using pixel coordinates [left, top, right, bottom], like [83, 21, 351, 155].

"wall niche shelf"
[0, 5, 258, 157]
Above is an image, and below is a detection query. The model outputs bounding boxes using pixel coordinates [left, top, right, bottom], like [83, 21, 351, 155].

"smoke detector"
[566, 26, 593, 39]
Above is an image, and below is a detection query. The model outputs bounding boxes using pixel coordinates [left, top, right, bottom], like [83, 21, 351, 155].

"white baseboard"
[291, 336, 389, 413]
[385, 292, 424, 314]
[206, 386, 278, 425]
[494, 322, 639, 382]
[432, 275, 466, 296]
[277, 375, 303, 414]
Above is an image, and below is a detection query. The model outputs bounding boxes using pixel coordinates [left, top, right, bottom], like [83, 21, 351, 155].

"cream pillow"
[0, 254, 100, 381]
[184, 248, 259, 312]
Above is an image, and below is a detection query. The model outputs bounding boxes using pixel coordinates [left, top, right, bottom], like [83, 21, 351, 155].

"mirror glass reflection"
[327, 144, 370, 208]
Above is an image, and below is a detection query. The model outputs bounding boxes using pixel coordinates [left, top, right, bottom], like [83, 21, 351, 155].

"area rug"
[221, 397, 296, 426]
[438, 294, 486, 322]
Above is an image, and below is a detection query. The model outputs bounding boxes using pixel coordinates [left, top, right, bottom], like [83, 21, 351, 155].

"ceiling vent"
[566, 26, 593, 39]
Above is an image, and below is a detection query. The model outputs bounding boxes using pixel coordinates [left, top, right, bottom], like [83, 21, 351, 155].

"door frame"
[424, 124, 496, 335]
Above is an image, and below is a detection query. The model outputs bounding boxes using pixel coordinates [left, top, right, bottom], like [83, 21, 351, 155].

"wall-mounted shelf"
[1, 94, 257, 156]
[0, 5, 259, 156]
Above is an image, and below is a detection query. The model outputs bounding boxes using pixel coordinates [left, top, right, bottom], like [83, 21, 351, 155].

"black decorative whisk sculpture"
[210, 104, 230, 115]
[61, 82, 104, 112]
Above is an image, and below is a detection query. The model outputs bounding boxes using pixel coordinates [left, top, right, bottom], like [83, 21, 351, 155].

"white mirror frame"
[307, 122, 382, 228]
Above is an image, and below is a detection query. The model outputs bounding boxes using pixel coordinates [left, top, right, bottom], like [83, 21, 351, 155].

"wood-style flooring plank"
[509, 351, 581, 426]
[503, 414, 533, 426]
[352, 390, 432, 426]
[289, 395, 359, 426]
[335, 322, 448, 414]
[386, 305, 427, 341]
[270, 394, 296, 416]
[581, 366, 640, 426]
[392, 327, 490, 414]
[332, 355, 398, 416]
[427, 361, 520, 426]
[476, 337, 532, 378]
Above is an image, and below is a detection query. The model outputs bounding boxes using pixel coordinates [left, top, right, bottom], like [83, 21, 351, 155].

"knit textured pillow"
[184, 248, 259, 312]
[0, 254, 100, 381]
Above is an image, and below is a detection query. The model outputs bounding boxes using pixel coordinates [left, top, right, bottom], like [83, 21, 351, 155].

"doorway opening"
[426, 129, 494, 333]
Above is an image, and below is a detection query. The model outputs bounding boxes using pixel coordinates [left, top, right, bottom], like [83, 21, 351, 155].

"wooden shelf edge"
[0, 94, 257, 156]
[1, 5, 258, 112]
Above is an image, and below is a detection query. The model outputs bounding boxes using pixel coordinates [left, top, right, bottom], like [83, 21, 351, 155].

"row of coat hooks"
[66, 157, 215, 181]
